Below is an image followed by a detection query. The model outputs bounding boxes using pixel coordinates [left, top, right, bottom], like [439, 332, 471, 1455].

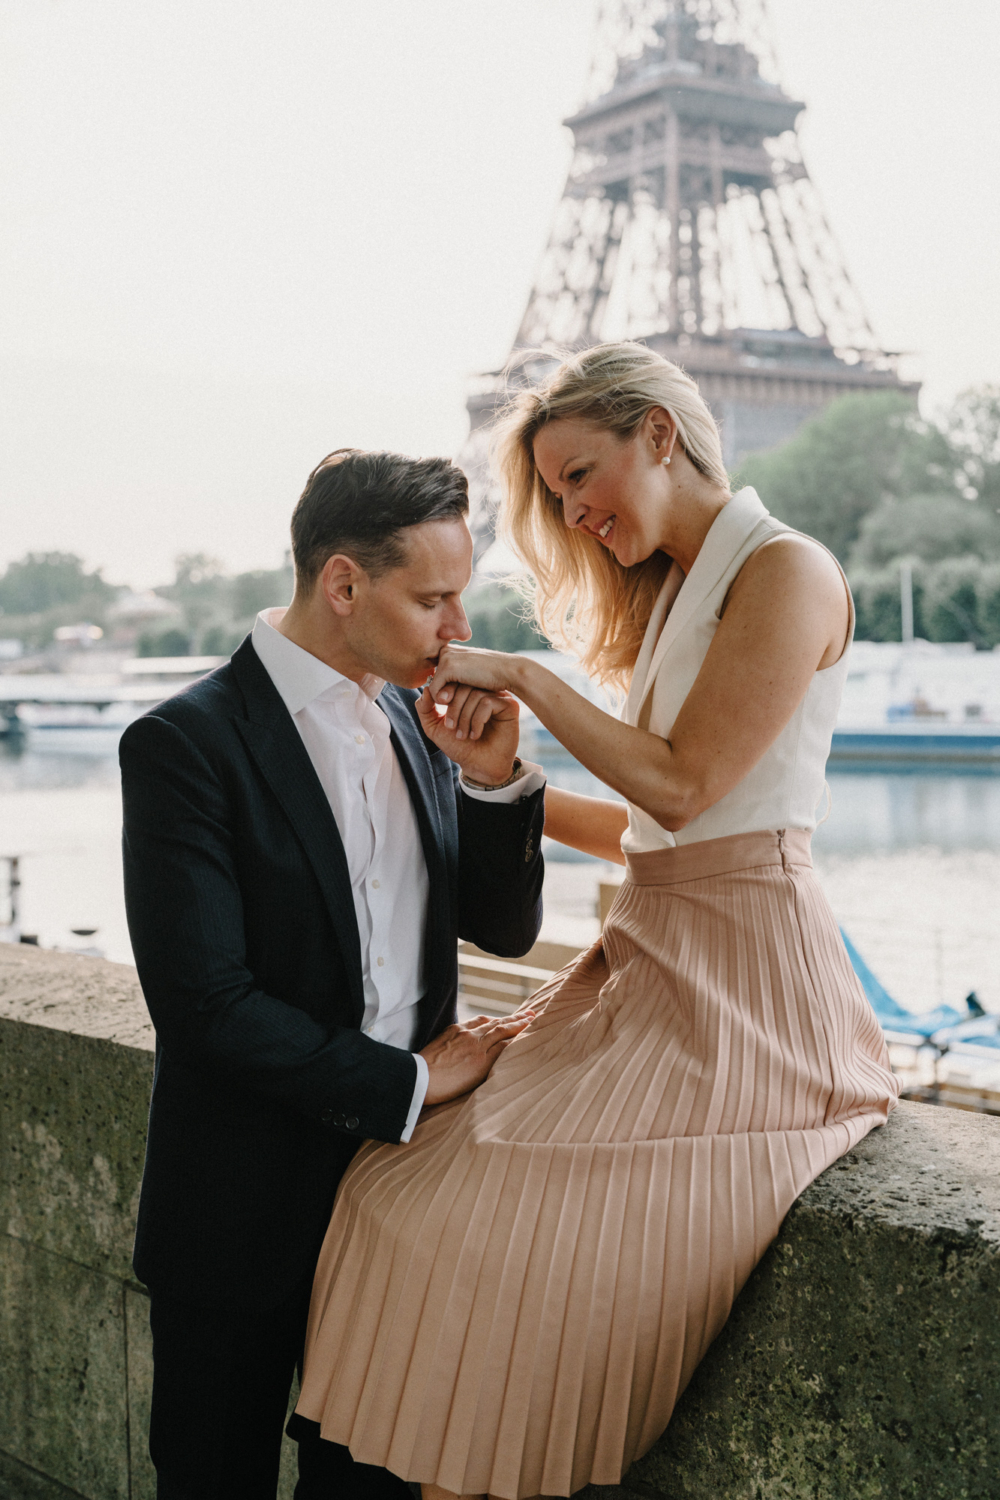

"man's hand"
[419, 1013, 533, 1106]
[415, 682, 520, 785]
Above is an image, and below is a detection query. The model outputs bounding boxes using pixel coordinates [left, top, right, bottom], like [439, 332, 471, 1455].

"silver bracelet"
[461, 758, 523, 792]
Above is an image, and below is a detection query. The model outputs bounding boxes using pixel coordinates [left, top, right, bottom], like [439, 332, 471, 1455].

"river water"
[1, 725, 998, 1016]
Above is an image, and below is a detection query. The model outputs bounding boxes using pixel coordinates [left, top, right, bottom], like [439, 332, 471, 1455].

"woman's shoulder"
[736, 530, 844, 594]
[724, 531, 850, 669]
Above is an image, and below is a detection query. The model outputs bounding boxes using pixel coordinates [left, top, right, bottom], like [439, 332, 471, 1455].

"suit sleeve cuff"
[460, 760, 546, 805]
[400, 1051, 429, 1143]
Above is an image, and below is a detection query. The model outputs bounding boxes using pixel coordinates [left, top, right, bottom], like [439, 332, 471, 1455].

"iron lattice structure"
[463, 0, 914, 551]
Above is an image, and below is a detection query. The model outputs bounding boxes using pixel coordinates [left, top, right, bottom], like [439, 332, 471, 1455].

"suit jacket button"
[320, 1109, 333, 1124]
[345, 1116, 360, 1130]
[333, 1113, 347, 1128]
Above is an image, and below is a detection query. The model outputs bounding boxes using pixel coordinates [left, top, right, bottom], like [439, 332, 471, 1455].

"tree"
[0, 552, 111, 616]
[735, 392, 956, 562]
[464, 582, 545, 652]
[943, 384, 1000, 509]
[848, 492, 1000, 569]
[162, 553, 232, 639]
[232, 565, 294, 622]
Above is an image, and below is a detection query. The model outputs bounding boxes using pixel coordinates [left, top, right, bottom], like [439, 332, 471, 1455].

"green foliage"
[232, 566, 294, 621]
[159, 553, 233, 641]
[136, 627, 192, 658]
[0, 552, 112, 616]
[201, 623, 250, 656]
[850, 567, 914, 643]
[735, 392, 956, 562]
[919, 558, 989, 648]
[850, 557, 1000, 648]
[848, 493, 1000, 569]
[977, 563, 1000, 646]
[464, 582, 545, 653]
[943, 384, 1000, 508]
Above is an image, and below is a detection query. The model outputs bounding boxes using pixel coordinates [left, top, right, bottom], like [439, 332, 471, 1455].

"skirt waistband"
[624, 828, 812, 886]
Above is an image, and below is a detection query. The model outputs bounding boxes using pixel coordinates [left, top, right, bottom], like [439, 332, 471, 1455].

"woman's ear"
[647, 406, 678, 465]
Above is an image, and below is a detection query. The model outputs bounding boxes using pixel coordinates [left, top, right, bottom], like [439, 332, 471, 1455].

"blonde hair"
[494, 341, 729, 692]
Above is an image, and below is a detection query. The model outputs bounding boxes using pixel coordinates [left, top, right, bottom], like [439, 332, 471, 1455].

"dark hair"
[290, 449, 470, 588]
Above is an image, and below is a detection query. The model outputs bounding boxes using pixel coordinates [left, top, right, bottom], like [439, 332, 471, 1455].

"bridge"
[0, 658, 223, 734]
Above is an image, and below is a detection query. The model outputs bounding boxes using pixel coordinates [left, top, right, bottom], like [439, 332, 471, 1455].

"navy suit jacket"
[120, 637, 544, 1306]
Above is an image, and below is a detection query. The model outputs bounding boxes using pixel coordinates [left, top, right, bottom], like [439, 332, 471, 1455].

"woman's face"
[532, 414, 671, 568]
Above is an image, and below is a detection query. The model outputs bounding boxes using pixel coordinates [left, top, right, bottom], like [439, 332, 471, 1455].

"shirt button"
[355, 734, 365, 744]
[377, 956, 385, 967]
[371, 878, 380, 889]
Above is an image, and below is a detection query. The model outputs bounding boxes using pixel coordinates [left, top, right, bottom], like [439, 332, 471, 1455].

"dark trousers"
[147, 1282, 413, 1500]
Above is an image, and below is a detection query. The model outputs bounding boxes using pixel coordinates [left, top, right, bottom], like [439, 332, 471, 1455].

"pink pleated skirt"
[295, 829, 898, 1498]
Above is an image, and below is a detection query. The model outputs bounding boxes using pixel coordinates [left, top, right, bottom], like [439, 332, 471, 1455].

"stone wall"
[2, 944, 999, 1500]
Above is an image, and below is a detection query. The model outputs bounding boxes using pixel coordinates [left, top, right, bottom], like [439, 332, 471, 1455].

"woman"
[294, 342, 898, 1499]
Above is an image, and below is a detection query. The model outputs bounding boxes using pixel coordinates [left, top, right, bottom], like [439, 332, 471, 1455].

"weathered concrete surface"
[0, 945, 154, 1500]
[0, 944, 306, 1500]
[586, 1102, 1000, 1500]
[4, 947, 1000, 1500]
[0, 944, 153, 1051]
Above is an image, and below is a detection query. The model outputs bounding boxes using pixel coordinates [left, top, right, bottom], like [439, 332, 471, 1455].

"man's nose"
[445, 605, 472, 643]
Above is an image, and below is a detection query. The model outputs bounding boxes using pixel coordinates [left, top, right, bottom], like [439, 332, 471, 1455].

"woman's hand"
[427, 645, 524, 710]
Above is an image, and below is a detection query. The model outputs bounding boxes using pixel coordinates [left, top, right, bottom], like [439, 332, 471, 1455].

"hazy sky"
[2, 0, 999, 585]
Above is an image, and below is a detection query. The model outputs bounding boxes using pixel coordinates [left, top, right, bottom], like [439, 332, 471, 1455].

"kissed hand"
[428, 644, 520, 704]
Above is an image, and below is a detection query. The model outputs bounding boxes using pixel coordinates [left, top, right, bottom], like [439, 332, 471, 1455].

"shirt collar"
[251, 608, 385, 716]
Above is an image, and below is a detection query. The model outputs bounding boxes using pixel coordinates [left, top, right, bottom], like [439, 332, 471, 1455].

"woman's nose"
[564, 500, 587, 530]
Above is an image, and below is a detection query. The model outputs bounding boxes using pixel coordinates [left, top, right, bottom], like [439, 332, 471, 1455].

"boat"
[842, 928, 1000, 1113]
[831, 723, 1000, 763]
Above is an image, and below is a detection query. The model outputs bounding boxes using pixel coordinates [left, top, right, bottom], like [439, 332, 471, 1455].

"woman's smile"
[580, 513, 617, 545]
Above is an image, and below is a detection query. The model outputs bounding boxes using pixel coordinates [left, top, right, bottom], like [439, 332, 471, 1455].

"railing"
[457, 953, 555, 1016]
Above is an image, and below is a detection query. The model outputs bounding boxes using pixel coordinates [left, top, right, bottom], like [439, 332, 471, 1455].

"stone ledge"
[0, 944, 152, 1053]
[3, 949, 1000, 1500]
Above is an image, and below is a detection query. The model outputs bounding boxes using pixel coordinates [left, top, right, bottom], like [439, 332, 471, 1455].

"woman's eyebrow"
[558, 456, 583, 481]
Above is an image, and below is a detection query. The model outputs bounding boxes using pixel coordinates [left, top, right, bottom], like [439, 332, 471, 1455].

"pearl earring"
[661, 454, 671, 466]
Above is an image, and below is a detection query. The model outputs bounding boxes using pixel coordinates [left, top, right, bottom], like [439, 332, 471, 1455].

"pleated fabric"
[295, 828, 898, 1498]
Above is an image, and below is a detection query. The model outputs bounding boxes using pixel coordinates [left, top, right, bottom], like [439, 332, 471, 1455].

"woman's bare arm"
[543, 787, 628, 865]
[431, 537, 848, 834]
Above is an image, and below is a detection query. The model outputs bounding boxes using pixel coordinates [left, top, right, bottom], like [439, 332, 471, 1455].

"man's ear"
[319, 553, 364, 617]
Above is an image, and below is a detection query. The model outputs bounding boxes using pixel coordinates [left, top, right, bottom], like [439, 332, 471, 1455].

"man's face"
[347, 517, 474, 688]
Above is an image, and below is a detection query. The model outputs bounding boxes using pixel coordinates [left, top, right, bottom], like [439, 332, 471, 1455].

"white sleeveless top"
[620, 487, 852, 852]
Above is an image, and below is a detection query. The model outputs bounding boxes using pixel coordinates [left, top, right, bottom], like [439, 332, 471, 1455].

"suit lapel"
[379, 689, 454, 1002]
[229, 641, 365, 1016]
[379, 687, 445, 856]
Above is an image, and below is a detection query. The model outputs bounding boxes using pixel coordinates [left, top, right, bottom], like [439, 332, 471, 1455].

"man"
[121, 448, 545, 1500]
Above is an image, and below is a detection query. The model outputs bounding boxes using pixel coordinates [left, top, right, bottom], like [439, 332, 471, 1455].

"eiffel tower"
[462, 0, 915, 554]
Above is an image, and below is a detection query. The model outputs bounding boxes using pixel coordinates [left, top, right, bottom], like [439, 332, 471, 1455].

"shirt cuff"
[460, 759, 546, 805]
[400, 1051, 430, 1143]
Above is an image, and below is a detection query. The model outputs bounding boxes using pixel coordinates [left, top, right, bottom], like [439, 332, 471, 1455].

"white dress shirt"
[252, 608, 544, 1142]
